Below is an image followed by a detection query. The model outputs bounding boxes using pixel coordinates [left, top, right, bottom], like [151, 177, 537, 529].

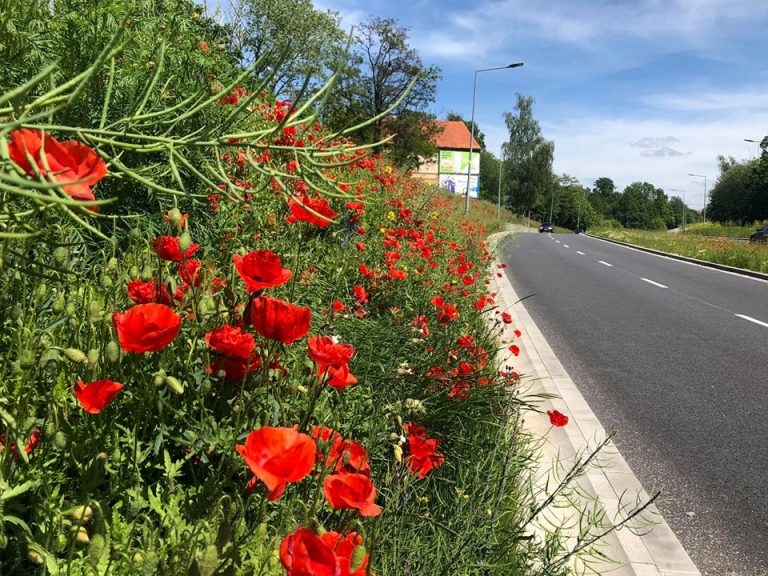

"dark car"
[749, 225, 768, 244]
[539, 222, 554, 233]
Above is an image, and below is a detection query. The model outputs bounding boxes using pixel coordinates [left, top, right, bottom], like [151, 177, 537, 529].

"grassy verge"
[590, 227, 768, 273]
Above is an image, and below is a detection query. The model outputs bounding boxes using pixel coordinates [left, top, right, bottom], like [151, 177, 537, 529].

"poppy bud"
[393, 444, 403, 463]
[350, 544, 367, 573]
[129, 265, 140, 279]
[64, 348, 87, 364]
[179, 232, 192, 254]
[71, 505, 93, 525]
[10, 304, 22, 321]
[53, 246, 68, 266]
[107, 257, 118, 271]
[106, 341, 119, 363]
[132, 551, 144, 565]
[199, 544, 219, 576]
[297, 385, 308, 394]
[19, 349, 36, 369]
[54, 431, 67, 449]
[140, 265, 152, 281]
[168, 208, 183, 227]
[88, 533, 106, 567]
[36, 283, 48, 300]
[100, 275, 113, 289]
[65, 302, 76, 316]
[89, 300, 102, 323]
[53, 292, 65, 312]
[87, 349, 99, 368]
[74, 526, 90, 546]
[27, 549, 44, 565]
[165, 375, 184, 394]
[153, 372, 165, 387]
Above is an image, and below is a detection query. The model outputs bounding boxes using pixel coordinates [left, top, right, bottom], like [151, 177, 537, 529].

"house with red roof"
[413, 120, 481, 198]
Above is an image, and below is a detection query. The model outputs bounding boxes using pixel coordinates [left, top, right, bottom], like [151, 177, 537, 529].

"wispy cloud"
[641, 87, 768, 112]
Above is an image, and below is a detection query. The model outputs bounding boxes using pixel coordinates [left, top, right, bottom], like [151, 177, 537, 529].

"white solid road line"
[598, 260, 613, 267]
[576, 251, 585, 255]
[735, 314, 768, 328]
[641, 278, 668, 289]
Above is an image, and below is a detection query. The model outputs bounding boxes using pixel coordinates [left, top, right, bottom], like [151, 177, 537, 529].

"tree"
[708, 155, 764, 223]
[224, 0, 348, 97]
[553, 175, 595, 230]
[503, 94, 554, 218]
[327, 17, 441, 166]
[478, 150, 500, 205]
[616, 182, 666, 229]
[589, 177, 618, 219]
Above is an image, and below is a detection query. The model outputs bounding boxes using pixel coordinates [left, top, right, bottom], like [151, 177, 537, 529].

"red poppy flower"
[310, 426, 344, 464]
[235, 427, 316, 501]
[74, 379, 124, 414]
[286, 195, 337, 228]
[179, 259, 203, 287]
[7, 129, 107, 202]
[547, 410, 569, 427]
[205, 325, 256, 360]
[331, 300, 345, 312]
[208, 355, 261, 382]
[280, 528, 340, 576]
[112, 303, 181, 353]
[501, 312, 513, 324]
[327, 439, 370, 476]
[323, 363, 358, 390]
[319, 531, 368, 576]
[323, 473, 381, 517]
[403, 423, 444, 479]
[307, 336, 355, 369]
[126, 278, 172, 305]
[233, 250, 292, 292]
[152, 236, 199, 262]
[249, 296, 311, 344]
[509, 344, 520, 357]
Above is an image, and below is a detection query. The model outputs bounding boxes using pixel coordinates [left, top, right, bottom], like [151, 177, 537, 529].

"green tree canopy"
[503, 94, 554, 218]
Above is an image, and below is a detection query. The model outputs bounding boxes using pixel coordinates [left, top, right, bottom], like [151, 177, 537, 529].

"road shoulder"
[488, 230, 701, 576]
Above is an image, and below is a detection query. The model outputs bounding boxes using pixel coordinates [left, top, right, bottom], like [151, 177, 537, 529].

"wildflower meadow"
[0, 3, 654, 574]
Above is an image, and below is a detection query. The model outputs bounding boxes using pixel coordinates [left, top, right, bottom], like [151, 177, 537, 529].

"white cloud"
[641, 87, 768, 112]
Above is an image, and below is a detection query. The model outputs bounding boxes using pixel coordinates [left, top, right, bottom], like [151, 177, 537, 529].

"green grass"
[591, 227, 768, 273]
[681, 221, 767, 238]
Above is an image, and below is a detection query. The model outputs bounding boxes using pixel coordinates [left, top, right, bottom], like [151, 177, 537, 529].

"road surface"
[501, 232, 768, 576]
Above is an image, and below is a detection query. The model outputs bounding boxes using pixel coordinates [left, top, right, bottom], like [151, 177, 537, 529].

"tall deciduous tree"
[503, 94, 554, 218]
[327, 16, 441, 166]
[224, 0, 347, 97]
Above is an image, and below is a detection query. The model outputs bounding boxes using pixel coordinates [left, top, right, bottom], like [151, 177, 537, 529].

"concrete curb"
[488, 230, 701, 576]
[585, 233, 768, 282]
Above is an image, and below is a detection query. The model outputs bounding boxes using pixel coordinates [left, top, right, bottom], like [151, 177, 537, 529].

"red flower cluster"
[152, 235, 200, 262]
[113, 303, 181, 353]
[286, 195, 337, 228]
[403, 423, 444, 479]
[249, 295, 311, 345]
[280, 528, 368, 576]
[7, 129, 107, 203]
[235, 426, 316, 501]
[205, 325, 260, 382]
[233, 250, 292, 292]
[308, 336, 357, 389]
[74, 379, 124, 414]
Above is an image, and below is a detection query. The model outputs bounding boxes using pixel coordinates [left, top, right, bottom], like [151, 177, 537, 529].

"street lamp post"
[464, 62, 524, 216]
[745, 138, 761, 157]
[497, 143, 504, 219]
[670, 188, 686, 231]
[687, 173, 707, 223]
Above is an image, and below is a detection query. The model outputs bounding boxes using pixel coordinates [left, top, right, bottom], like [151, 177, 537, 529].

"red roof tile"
[434, 120, 480, 151]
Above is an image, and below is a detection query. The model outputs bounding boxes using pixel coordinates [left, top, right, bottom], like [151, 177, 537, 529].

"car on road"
[749, 225, 768, 244]
[539, 222, 554, 233]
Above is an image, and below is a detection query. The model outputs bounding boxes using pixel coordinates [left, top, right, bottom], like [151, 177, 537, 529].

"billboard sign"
[439, 150, 480, 174]
[439, 174, 479, 198]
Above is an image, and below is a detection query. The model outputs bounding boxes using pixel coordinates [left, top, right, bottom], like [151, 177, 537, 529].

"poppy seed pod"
[179, 232, 192, 254]
[64, 348, 87, 364]
[71, 505, 93, 525]
[53, 247, 68, 266]
[165, 375, 184, 394]
[106, 341, 119, 363]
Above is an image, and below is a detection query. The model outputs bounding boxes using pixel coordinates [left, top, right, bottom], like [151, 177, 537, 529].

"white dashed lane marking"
[576, 251, 585, 255]
[735, 314, 768, 328]
[641, 278, 668, 289]
[599, 261, 613, 267]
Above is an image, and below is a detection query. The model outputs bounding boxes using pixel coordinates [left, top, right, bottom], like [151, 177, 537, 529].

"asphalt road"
[500, 232, 768, 576]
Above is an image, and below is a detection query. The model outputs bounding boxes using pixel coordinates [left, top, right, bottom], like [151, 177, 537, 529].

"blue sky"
[214, 0, 768, 209]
